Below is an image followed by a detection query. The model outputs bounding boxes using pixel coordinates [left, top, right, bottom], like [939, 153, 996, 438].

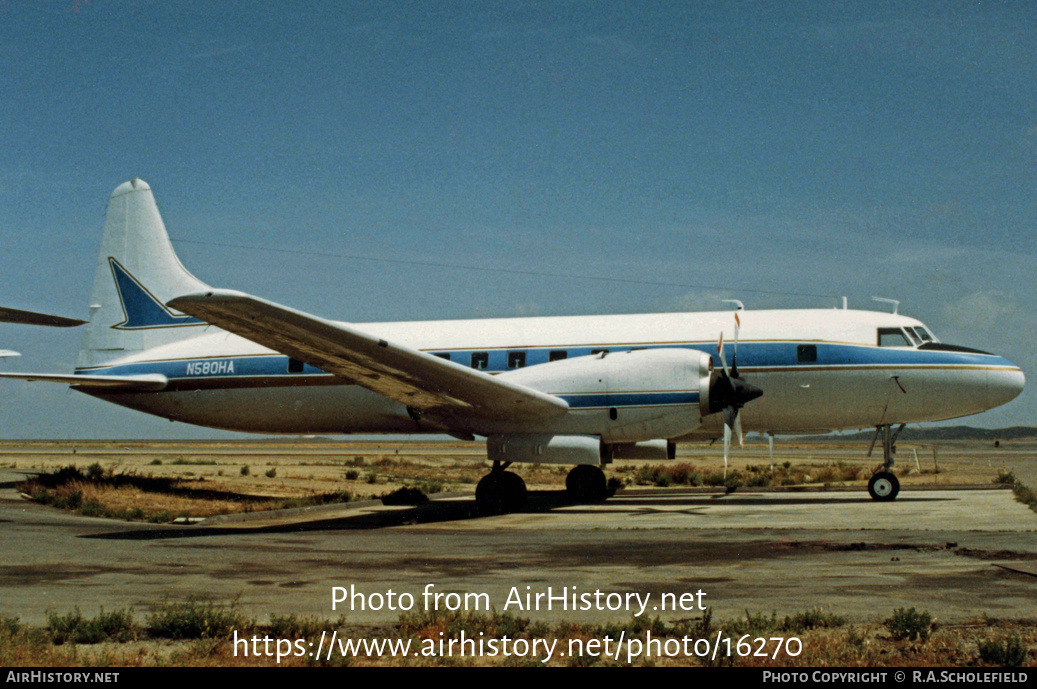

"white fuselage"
[78, 307, 1025, 440]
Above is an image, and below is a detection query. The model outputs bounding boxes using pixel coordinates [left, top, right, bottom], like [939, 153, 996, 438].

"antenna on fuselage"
[871, 297, 900, 314]
[721, 300, 745, 377]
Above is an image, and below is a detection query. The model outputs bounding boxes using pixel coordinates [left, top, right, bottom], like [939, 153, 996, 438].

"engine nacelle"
[605, 439, 676, 461]
[487, 433, 601, 466]
[498, 348, 713, 443]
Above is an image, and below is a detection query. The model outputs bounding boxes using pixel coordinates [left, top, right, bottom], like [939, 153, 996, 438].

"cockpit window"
[877, 328, 911, 347]
[910, 326, 934, 343]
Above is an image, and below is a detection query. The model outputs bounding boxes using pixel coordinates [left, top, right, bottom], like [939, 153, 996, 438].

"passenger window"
[287, 358, 305, 374]
[797, 345, 817, 363]
[877, 328, 910, 347]
[471, 352, 489, 370]
[549, 350, 568, 362]
[433, 353, 451, 361]
[507, 351, 526, 369]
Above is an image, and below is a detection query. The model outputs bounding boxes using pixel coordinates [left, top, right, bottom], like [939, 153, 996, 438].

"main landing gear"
[566, 464, 608, 502]
[475, 463, 610, 515]
[475, 462, 527, 515]
[866, 423, 904, 502]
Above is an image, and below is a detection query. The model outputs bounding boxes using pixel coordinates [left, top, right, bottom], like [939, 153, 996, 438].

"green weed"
[884, 607, 933, 641]
[977, 633, 1028, 667]
[146, 599, 249, 639]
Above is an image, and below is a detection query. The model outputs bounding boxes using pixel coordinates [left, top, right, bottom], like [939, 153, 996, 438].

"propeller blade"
[710, 309, 761, 475]
[723, 404, 738, 429]
[723, 423, 731, 479]
[716, 332, 730, 378]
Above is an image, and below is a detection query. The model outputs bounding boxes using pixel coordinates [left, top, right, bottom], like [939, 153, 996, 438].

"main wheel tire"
[566, 464, 608, 502]
[500, 471, 527, 499]
[868, 471, 900, 502]
[476, 471, 527, 515]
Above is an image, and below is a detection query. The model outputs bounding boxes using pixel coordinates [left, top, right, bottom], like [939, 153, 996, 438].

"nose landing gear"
[866, 423, 904, 501]
[868, 471, 900, 501]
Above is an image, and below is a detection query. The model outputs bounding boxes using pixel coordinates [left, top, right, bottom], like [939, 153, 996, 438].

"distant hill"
[803, 426, 1037, 442]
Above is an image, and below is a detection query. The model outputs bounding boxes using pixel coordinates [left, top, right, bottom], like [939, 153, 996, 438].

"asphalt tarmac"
[1, 471, 1035, 629]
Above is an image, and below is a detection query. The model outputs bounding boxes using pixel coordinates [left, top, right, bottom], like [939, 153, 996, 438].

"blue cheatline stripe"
[75, 343, 1013, 387]
[77, 355, 327, 379]
[432, 341, 1009, 370]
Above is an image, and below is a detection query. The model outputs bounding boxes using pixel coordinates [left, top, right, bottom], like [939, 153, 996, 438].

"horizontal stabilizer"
[168, 290, 569, 423]
[0, 350, 20, 358]
[0, 372, 168, 391]
[0, 306, 85, 328]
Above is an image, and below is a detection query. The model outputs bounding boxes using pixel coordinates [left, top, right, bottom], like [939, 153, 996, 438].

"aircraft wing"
[0, 306, 86, 327]
[167, 290, 570, 423]
[0, 372, 168, 391]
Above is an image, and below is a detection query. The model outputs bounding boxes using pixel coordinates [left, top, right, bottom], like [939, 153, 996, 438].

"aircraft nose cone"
[988, 365, 1025, 409]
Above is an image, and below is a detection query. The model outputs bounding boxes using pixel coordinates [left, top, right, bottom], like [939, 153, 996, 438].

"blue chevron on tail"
[109, 258, 205, 329]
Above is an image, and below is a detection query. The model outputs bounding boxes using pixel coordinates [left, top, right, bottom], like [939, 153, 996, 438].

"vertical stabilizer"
[78, 179, 211, 369]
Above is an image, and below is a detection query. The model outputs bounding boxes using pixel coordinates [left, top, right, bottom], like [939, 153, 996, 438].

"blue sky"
[0, 1, 1033, 438]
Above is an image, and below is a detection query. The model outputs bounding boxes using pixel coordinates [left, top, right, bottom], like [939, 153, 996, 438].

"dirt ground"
[2, 436, 1032, 517]
[1, 436, 1034, 667]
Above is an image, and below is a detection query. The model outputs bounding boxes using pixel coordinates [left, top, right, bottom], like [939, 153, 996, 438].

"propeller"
[709, 311, 763, 478]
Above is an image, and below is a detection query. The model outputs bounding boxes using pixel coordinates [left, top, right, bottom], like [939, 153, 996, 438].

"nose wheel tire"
[868, 471, 900, 502]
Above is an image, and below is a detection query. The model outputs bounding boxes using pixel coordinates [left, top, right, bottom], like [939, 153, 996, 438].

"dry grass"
[5, 438, 1027, 523]
[17, 463, 352, 522]
[2, 606, 1033, 667]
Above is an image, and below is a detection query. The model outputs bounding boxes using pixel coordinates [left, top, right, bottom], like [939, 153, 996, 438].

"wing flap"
[0, 372, 168, 391]
[167, 290, 569, 422]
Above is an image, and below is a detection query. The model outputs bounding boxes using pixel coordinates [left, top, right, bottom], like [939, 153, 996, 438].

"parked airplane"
[0, 180, 1025, 512]
[0, 295, 87, 367]
[1, 306, 85, 363]
[0, 306, 85, 328]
